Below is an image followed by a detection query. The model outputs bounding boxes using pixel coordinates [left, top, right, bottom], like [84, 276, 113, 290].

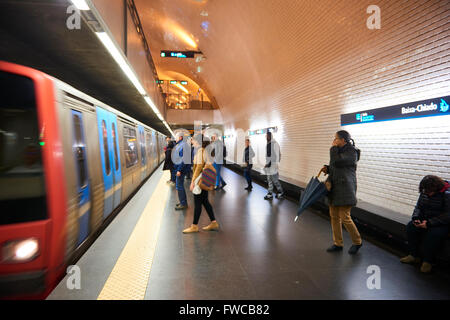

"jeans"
[213, 163, 226, 187]
[244, 166, 252, 187]
[186, 166, 192, 179]
[176, 172, 187, 206]
[267, 172, 283, 194]
[406, 221, 449, 263]
[329, 205, 362, 247]
[193, 190, 215, 225]
[170, 168, 176, 182]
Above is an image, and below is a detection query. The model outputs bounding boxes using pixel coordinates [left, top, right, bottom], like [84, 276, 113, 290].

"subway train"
[0, 61, 167, 299]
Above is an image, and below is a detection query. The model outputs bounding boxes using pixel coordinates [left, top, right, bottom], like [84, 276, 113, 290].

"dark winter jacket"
[243, 146, 255, 169]
[163, 141, 174, 171]
[325, 143, 358, 207]
[173, 139, 191, 173]
[412, 181, 450, 228]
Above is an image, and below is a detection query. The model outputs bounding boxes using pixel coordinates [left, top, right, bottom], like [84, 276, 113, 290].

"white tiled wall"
[222, 0, 450, 218]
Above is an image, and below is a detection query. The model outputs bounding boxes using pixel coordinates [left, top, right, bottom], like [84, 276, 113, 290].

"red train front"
[0, 61, 166, 299]
[0, 61, 68, 299]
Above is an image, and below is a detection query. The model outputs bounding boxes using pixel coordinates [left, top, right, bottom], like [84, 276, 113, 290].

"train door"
[109, 114, 122, 210]
[152, 131, 158, 167]
[138, 125, 147, 181]
[71, 110, 91, 246]
[96, 107, 114, 219]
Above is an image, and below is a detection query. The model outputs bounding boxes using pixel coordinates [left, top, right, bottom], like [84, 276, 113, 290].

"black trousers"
[406, 221, 449, 263]
[193, 190, 215, 225]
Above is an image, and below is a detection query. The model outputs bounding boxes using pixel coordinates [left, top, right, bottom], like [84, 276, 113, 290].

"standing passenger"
[320, 130, 362, 254]
[183, 134, 219, 233]
[243, 138, 255, 191]
[264, 132, 284, 200]
[163, 140, 176, 185]
[173, 134, 189, 210]
[211, 134, 227, 190]
[400, 175, 449, 273]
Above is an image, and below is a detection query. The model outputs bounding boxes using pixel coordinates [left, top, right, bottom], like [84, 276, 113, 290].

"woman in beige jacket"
[183, 134, 219, 233]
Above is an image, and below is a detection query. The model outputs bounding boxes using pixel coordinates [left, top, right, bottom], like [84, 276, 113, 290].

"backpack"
[199, 163, 217, 191]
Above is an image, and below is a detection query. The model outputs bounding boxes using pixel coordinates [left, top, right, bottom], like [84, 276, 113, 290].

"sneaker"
[275, 192, 285, 199]
[264, 193, 273, 200]
[400, 255, 420, 264]
[326, 245, 343, 252]
[420, 262, 432, 273]
[183, 224, 199, 233]
[348, 243, 362, 255]
[202, 221, 219, 231]
[175, 204, 188, 210]
[220, 182, 227, 189]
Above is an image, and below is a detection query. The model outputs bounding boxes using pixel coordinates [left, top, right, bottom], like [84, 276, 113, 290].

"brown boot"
[400, 255, 420, 264]
[420, 262, 432, 273]
[202, 221, 219, 231]
[183, 224, 199, 233]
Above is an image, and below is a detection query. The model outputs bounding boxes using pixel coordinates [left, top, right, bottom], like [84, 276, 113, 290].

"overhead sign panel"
[341, 95, 450, 126]
[160, 50, 198, 58]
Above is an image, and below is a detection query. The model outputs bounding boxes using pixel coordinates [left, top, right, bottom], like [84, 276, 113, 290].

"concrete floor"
[48, 166, 450, 300]
[145, 168, 450, 300]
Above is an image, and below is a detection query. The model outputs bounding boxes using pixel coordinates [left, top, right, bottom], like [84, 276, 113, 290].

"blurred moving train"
[0, 61, 167, 299]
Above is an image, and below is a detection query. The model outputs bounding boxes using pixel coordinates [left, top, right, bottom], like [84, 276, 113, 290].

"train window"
[112, 123, 119, 171]
[101, 120, 111, 175]
[0, 71, 47, 225]
[146, 133, 152, 158]
[140, 130, 146, 164]
[123, 126, 138, 168]
[72, 113, 87, 187]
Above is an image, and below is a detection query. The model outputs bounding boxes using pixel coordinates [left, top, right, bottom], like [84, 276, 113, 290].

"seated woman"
[400, 175, 450, 273]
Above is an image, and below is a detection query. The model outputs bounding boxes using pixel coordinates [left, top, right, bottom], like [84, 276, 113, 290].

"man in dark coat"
[320, 130, 362, 255]
[163, 140, 175, 185]
[242, 138, 255, 190]
[400, 175, 450, 273]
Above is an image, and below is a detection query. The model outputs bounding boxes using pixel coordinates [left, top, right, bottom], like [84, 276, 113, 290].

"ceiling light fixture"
[70, 0, 90, 10]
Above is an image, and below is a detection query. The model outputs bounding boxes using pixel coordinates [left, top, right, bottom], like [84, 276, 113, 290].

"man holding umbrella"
[319, 130, 362, 255]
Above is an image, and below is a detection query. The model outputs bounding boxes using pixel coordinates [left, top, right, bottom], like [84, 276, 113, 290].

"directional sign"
[341, 96, 450, 126]
[160, 50, 199, 58]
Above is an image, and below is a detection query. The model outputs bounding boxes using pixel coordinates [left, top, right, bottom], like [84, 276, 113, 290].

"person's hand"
[319, 166, 328, 175]
[190, 182, 194, 191]
[176, 171, 181, 177]
[416, 220, 427, 229]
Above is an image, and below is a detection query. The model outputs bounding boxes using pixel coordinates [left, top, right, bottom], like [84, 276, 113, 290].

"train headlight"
[2, 238, 40, 263]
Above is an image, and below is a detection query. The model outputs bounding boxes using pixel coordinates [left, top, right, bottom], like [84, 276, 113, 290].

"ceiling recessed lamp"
[200, 11, 208, 17]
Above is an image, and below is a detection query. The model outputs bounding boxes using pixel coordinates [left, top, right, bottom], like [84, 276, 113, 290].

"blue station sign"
[341, 95, 450, 126]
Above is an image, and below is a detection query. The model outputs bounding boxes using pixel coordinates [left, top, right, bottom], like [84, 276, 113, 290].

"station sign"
[248, 126, 278, 136]
[160, 50, 197, 58]
[341, 95, 450, 126]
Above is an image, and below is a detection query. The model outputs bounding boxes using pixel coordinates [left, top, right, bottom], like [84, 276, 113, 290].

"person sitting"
[400, 175, 450, 273]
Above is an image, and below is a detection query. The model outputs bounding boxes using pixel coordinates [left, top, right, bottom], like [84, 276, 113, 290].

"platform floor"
[48, 166, 450, 300]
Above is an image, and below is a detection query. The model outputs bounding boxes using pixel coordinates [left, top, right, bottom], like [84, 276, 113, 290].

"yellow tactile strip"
[97, 171, 170, 300]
